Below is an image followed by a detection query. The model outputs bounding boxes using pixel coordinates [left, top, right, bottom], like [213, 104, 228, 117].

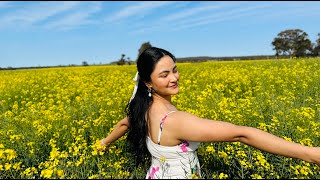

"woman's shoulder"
[172, 110, 200, 117]
[165, 110, 202, 125]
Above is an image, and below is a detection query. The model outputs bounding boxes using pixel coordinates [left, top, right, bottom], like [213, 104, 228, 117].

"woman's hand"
[97, 138, 110, 152]
[95, 117, 128, 153]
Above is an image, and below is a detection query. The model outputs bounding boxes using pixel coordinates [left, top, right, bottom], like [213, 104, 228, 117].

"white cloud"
[160, 4, 220, 22]
[171, 4, 273, 30]
[0, 1, 11, 8]
[1, 1, 319, 33]
[44, 2, 103, 31]
[105, 1, 175, 23]
[0, 1, 81, 28]
[131, 3, 274, 34]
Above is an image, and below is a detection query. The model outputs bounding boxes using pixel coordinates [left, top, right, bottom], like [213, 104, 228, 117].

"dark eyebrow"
[159, 65, 177, 75]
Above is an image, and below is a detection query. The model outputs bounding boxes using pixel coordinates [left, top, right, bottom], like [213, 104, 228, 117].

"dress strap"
[157, 110, 176, 145]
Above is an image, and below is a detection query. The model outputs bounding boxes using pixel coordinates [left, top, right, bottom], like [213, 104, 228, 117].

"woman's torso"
[146, 108, 201, 179]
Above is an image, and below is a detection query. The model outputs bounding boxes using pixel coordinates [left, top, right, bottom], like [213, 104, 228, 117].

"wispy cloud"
[105, 1, 175, 23]
[257, 5, 320, 21]
[131, 3, 274, 34]
[0, 1, 81, 29]
[0, 1, 11, 8]
[133, 1, 320, 34]
[44, 2, 103, 31]
[1, 1, 319, 33]
[160, 4, 220, 22]
[171, 4, 274, 31]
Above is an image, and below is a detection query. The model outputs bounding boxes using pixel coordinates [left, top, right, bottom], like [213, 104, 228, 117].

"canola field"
[0, 58, 319, 179]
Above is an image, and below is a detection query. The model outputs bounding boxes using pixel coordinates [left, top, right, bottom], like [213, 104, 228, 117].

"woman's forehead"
[153, 56, 175, 72]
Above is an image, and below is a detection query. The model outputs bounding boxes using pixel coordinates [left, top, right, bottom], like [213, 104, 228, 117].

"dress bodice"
[145, 110, 202, 179]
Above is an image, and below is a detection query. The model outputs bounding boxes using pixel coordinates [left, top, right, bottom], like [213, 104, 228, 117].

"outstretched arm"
[167, 111, 320, 167]
[99, 116, 129, 151]
[231, 125, 320, 166]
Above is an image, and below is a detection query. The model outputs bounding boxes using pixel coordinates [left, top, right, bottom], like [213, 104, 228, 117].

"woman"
[99, 47, 320, 179]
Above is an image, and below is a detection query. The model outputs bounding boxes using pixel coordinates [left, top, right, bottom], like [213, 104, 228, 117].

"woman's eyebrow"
[159, 70, 169, 75]
[159, 65, 177, 74]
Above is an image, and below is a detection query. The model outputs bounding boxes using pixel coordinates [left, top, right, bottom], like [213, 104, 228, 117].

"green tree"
[313, 33, 320, 57]
[127, 57, 132, 65]
[272, 38, 285, 58]
[117, 54, 126, 65]
[137, 41, 152, 60]
[272, 29, 312, 58]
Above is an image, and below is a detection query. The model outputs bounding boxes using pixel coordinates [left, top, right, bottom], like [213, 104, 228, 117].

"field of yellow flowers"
[0, 58, 319, 179]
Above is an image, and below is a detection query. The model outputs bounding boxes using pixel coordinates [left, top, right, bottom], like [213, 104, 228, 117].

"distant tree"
[127, 57, 131, 65]
[117, 54, 126, 65]
[82, 61, 89, 66]
[271, 38, 285, 58]
[272, 29, 312, 58]
[137, 41, 152, 60]
[312, 33, 320, 57]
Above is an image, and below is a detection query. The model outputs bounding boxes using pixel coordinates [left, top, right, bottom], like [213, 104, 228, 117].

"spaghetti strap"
[157, 110, 176, 145]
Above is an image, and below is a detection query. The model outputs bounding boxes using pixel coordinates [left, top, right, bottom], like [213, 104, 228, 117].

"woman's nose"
[170, 73, 178, 82]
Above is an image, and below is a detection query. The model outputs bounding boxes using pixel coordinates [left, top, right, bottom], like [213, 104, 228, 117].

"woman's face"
[147, 55, 180, 97]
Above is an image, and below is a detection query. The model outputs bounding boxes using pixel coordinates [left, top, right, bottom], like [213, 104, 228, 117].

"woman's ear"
[144, 82, 152, 89]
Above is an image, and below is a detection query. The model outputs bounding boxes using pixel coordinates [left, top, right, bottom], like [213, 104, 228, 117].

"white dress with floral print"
[145, 111, 202, 179]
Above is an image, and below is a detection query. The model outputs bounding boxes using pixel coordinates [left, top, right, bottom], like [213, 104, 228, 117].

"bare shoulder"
[169, 110, 202, 122]
[161, 110, 200, 129]
[166, 110, 212, 127]
[166, 110, 244, 143]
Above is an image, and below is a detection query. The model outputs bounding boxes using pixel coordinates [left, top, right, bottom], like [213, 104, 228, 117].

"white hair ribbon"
[129, 72, 140, 102]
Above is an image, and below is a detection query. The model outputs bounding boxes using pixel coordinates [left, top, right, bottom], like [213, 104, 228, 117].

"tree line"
[1, 29, 319, 70]
[115, 29, 320, 65]
[272, 29, 320, 58]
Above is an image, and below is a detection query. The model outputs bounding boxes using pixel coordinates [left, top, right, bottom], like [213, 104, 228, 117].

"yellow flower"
[41, 169, 54, 178]
[76, 96, 81, 102]
[23, 167, 32, 176]
[218, 151, 227, 159]
[5, 163, 11, 170]
[218, 172, 228, 179]
[0, 149, 4, 159]
[206, 145, 215, 153]
[191, 173, 199, 179]
[250, 173, 263, 179]
[88, 174, 100, 179]
[75, 158, 83, 167]
[5, 149, 17, 160]
[13, 162, 22, 170]
[57, 169, 64, 178]
[49, 148, 60, 160]
[160, 156, 166, 163]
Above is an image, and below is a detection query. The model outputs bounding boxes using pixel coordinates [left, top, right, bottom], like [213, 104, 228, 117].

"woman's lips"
[170, 83, 178, 88]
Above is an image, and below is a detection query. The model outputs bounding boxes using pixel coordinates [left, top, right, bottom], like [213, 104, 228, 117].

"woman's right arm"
[99, 116, 129, 151]
[167, 111, 320, 167]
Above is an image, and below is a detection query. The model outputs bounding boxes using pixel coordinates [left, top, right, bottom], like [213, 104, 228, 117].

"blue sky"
[1, 1, 320, 68]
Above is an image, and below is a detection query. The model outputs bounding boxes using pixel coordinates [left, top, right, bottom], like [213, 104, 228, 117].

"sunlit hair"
[125, 47, 176, 166]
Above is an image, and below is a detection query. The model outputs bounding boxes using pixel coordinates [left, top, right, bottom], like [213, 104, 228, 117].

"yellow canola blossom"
[0, 59, 319, 179]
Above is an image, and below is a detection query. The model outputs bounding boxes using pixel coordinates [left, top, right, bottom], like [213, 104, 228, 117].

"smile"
[170, 83, 178, 88]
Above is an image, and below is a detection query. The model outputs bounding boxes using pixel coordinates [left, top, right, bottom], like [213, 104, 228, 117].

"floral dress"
[146, 111, 201, 179]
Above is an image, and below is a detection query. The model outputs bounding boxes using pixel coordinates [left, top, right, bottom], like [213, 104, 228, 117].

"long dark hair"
[125, 47, 176, 166]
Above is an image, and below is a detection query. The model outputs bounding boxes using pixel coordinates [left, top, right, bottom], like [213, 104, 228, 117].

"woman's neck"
[152, 93, 172, 105]
[151, 93, 177, 113]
